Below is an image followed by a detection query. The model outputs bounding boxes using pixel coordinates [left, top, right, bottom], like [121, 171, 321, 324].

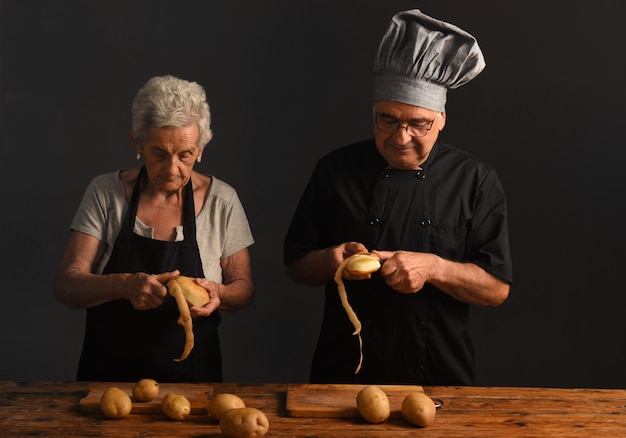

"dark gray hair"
[131, 75, 213, 149]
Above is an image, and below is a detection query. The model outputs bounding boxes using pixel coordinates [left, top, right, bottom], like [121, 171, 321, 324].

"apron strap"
[125, 166, 198, 242]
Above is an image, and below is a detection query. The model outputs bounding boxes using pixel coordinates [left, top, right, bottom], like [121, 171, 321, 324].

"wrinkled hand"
[372, 250, 435, 294]
[127, 270, 180, 310]
[190, 278, 222, 317]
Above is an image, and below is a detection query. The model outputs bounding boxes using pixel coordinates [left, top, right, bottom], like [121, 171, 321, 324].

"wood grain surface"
[3, 381, 626, 437]
[78, 381, 214, 415]
[286, 383, 426, 418]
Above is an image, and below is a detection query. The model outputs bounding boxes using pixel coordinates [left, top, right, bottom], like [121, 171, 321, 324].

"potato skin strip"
[334, 258, 363, 335]
[167, 279, 195, 362]
[333, 253, 381, 374]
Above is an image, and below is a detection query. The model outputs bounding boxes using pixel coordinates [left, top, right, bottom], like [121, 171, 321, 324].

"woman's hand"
[191, 278, 222, 317]
[127, 270, 180, 310]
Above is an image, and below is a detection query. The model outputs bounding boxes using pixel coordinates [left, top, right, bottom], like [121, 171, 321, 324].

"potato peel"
[334, 252, 381, 374]
[167, 278, 195, 362]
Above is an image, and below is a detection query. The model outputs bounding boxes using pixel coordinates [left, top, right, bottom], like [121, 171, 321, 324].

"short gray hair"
[131, 75, 213, 149]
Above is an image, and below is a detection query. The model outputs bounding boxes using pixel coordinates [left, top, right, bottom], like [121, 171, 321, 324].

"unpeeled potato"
[219, 407, 270, 438]
[132, 378, 159, 402]
[100, 387, 132, 419]
[208, 393, 246, 421]
[401, 392, 436, 427]
[356, 385, 390, 424]
[161, 393, 191, 421]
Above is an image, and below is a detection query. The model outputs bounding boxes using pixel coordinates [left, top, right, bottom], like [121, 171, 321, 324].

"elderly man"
[284, 9, 512, 385]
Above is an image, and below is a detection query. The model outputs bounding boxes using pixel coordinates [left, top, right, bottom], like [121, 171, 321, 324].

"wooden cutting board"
[78, 382, 213, 415]
[286, 383, 426, 418]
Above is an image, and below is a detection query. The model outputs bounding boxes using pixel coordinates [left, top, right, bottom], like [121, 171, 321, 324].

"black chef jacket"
[284, 139, 512, 386]
[77, 166, 222, 382]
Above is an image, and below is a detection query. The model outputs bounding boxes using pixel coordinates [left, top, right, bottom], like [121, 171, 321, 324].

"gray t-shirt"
[70, 170, 254, 282]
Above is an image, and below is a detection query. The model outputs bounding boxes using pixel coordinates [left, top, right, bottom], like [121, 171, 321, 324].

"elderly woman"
[54, 75, 254, 382]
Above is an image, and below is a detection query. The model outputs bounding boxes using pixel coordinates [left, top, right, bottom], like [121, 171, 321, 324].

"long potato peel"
[333, 252, 381, 374]
[167, 278, 195, 362]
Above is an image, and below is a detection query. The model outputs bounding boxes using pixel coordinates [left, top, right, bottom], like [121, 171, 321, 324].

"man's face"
[373, 100, 445, 170]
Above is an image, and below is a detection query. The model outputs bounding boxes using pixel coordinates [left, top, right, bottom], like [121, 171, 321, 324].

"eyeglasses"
[375, 112, 436, 137]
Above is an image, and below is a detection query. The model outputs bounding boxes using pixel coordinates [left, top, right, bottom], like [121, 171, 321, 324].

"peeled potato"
[345, 253, 382, 275]
[168, 275, 210, 307]
[208, 393, 246, 421]
[356, 385, 390, 424]
[132, 378, 159, 402]
[100, 387, 132, 419]
[220, 407, 270, 438]
[401, 392, 436, 427]
[161, 393, 191, 421]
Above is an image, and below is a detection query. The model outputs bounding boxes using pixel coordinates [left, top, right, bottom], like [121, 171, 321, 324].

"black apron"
[77, 166, 222, 382]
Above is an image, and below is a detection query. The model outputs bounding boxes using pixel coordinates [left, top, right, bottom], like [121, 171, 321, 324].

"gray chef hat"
[373, 9, 486, 112]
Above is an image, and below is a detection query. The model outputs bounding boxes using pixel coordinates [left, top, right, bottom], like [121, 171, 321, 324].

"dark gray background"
[2, 0, 625, 388]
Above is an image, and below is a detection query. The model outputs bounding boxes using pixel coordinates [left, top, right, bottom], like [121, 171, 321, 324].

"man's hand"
[373, 250, 434, 293]
[373, 249, 509, 305]
[286, 241, 371, 286]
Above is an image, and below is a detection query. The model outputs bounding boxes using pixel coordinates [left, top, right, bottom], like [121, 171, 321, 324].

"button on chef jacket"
[77, 166, 222, 382]
[284, 139, 512, 386]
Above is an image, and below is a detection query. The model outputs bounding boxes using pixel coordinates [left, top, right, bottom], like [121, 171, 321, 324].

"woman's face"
[135, 124, 201, 192]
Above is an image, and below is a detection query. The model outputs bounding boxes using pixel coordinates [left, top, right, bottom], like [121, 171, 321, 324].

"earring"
[197, 155, 202, 163]
[136, 153, 142, 160]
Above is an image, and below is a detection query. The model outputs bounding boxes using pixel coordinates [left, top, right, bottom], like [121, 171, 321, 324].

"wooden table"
[2, 381, 626, 437]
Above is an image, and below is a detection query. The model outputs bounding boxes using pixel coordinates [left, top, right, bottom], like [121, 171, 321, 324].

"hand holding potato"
[190, 278, 222, 317]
